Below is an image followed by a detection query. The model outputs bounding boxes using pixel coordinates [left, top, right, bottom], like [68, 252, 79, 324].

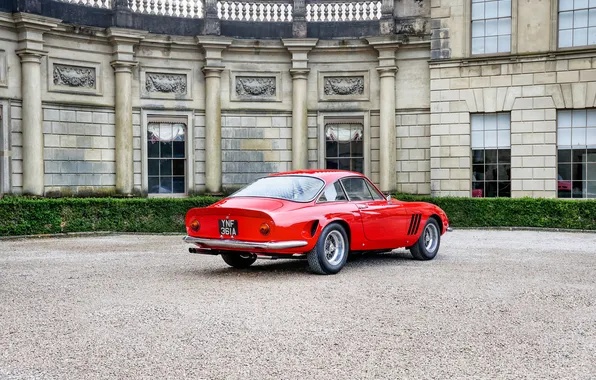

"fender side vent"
[408, 214, 422, 235]
[310, 220, 319, 237]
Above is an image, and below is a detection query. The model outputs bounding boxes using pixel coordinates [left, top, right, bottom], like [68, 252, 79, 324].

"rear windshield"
[230, 176, 325, 202]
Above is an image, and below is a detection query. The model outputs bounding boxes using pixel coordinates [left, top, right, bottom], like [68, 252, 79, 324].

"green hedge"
[393, 194, 596, 230]
[0, 196, 219, 237]
[0, 195, 595, 237]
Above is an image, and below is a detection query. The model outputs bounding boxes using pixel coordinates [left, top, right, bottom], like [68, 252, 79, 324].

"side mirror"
[386, 194, 392, 201]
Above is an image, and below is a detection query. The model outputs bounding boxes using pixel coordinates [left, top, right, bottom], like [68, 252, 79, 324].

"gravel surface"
[1, 230, 595, 379]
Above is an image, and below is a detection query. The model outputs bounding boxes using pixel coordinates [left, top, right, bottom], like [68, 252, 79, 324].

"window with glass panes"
[558, 0, 596, 48]
[471, 113, 511, 197]
[147, 122, 186, 194]
[324, 122, 364, 173]
[471, 0, 511, 54]
[557, 110, 596, 198]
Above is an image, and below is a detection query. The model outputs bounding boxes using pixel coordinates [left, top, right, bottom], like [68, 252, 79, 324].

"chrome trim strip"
[183, 236, 308, 250]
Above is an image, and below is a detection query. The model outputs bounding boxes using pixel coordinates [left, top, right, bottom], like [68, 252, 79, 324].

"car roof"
[268, 169, 365, 183]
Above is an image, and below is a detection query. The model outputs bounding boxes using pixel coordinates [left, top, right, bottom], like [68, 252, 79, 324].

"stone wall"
[221, 112, 292, 188]
[430, 55, 596, 197]
[42, 105, 116, 194]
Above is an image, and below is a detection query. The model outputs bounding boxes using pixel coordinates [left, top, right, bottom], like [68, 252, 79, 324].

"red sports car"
[184, 170, 451, 275]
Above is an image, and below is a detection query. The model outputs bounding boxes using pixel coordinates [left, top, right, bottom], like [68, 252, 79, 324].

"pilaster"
[368, 37, 400, 192]
[14, 13, 60, 196]
[108, 28, 147, 195]
[197, 37, 233, 193]
[283, 39, 318, 171]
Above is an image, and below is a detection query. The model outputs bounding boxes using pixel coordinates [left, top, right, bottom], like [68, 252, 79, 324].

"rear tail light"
[259, 223, 270, 236]
[189, 219, 200, 232]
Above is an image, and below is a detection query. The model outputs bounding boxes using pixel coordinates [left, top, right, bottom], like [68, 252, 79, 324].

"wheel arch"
[429, 214, 444, 233]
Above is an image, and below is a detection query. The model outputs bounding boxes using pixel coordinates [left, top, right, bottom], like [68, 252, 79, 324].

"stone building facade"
[0, 0, 594, 198]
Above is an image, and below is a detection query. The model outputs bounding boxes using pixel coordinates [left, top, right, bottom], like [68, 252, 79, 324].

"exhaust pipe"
[189, 247, 219, 255]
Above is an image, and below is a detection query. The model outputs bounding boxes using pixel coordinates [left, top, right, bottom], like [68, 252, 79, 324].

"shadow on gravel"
[179, 249, 416, 278]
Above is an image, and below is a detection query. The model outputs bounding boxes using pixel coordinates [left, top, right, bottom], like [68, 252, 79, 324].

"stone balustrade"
[305, 1, 382, 22]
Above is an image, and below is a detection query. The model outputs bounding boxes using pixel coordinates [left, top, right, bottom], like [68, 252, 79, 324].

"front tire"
[410, 218, 441, 260]
[221, 252, 257, 269]
[307, 223, 349, 275]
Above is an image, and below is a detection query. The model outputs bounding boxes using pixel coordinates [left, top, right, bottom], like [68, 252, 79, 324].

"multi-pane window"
[147, 122, 186, 194]
[471, 113, 511, 197]
[325, 123, 364, 173]
[558, 0, 596, 48]
[557, 110, 596, 198]
[471, 0, 511, 54]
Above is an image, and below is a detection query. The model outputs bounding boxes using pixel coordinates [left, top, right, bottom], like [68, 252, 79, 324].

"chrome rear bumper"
[183, 236, 308, 250]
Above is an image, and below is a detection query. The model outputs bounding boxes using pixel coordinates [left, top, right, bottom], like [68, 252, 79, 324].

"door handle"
[356, 204, 368, 209]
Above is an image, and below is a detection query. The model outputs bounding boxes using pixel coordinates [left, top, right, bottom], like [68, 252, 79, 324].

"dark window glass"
[365, 180, 385, 200]
[559, 148, 596, 198]
[325, 123, 364, 174]
[341, 177, 374, 201]
[147, 122, 186, 194]
[471, 149, 511, 197]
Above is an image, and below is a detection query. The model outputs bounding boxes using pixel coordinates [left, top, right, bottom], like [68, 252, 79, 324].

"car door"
[340, 177, 410, 245]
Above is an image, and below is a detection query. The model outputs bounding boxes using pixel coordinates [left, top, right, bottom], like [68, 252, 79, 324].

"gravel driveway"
[1, 230, 595, 379]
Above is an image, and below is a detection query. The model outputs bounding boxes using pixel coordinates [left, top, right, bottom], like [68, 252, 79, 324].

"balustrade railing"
[305, 0, 381, 21]
[129, 0, 204, 17]
[217, 0, 293, 22]
[56, 0, 112, 8]
[55, 0, 386, 22]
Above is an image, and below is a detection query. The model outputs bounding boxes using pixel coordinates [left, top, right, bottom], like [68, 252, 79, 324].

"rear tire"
[221, 252, 257, 269]
[410, 218, 441, 261]
[307, 223, 349, 275]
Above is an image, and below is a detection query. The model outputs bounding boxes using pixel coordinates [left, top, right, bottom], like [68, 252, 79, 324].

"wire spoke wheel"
[324, 230, 345, 266]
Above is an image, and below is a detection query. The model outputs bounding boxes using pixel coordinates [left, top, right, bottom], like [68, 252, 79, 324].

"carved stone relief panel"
[139, 67, 192, 100]
[235, 77, 276, 98]
[323, 76, 364, 96]
[47, 58, 102, 96]
[230, 71, 282, 102]
[318, 70, 370, 102]
[53, 64, 96, 89]
[145, 73, 187, 94]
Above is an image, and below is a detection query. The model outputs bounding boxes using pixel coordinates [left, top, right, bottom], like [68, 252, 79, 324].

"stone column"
[14, 14, 60, 196]
[197, 37, 233, 193]
[368, 37, 400, 193]
[282, 39, 318, 171]
[107, 28, 146, 195]
[377, 66, 398, 192]
[203, 66, 224, 193]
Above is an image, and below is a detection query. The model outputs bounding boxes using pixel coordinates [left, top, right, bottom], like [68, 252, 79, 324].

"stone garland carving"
[53, 64, 96, 89]
[235, 77, 276, 97]
[145, 73, 187, 94]
[324, 76, 365, 96]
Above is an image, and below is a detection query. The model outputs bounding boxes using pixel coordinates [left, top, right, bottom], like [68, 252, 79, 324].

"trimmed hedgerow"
[393, 194, 596, 230]
[0, 195, 594, 237]
[0, 196, 219, 237]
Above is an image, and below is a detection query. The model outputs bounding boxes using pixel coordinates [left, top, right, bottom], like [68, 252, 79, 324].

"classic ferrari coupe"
[184, 170, 451, 275]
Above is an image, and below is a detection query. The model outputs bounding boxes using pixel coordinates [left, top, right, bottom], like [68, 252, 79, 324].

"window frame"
[556, 109, 596, 199]
[466, 0, 518, 57]
[470, 112, 512, 198]
[317, 112, 371, 178]
[316, 180, 350, 203]
[141, 110, 194, 198]
[555, 0, 596, 50]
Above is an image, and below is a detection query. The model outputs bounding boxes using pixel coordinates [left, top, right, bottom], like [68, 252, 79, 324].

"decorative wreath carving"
[235, 77, 276, 97]
[145, 73, 187, 94]
[53, 64, 96, 88]
[324, 76, 365, 96]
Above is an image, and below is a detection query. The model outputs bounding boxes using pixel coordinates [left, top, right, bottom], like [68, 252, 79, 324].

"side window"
[365, 180, 385, 200]
[341, 177, 374, 201]
[318, 181, 347, 202]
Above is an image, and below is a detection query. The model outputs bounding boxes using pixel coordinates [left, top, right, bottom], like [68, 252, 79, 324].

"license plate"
[219, 219, 238, 236]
